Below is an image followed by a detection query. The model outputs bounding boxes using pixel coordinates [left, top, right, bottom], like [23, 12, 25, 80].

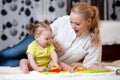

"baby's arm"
[27, 53, 45, 71]
[50, 50, 60, 69]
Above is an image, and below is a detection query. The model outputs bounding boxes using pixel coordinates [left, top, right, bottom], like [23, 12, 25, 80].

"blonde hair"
[27, 20, 51, 35]
[71, 2, 100, 46]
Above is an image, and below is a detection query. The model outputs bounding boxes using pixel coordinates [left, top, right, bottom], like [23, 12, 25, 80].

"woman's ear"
[87, 18, 92, 25]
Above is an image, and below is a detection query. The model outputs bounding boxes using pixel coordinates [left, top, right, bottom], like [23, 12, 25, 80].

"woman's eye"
[71, 21, 80, 26]
[75, 23, 80, 26]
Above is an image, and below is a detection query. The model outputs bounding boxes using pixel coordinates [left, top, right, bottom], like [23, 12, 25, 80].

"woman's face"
[70, 12, 91, 37]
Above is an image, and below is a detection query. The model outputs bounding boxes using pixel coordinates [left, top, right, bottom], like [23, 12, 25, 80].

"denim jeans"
[0, 34, 34, 67]
[0, 59, 20, 67]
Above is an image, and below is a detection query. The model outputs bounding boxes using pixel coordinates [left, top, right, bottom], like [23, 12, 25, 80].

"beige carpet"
[0, 61, 120, 80]
[0, 67, 22, 74]
[0, 66, 120, 80]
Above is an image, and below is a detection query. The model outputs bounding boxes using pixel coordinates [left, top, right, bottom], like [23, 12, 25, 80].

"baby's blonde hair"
[27, 20, 52, 35]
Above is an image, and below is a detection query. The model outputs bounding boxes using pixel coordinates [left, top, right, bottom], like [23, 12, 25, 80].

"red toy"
[49, 66, 61, 73]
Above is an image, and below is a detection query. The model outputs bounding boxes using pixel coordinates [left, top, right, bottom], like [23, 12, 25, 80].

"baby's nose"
[48, 40, 51, 44]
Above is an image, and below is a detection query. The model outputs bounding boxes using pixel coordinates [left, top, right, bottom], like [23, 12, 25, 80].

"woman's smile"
[74, 29, 79, 34]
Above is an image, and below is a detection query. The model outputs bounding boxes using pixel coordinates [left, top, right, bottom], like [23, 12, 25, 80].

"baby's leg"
[60, 62, 74, 71]
[20, 59, 29, 74]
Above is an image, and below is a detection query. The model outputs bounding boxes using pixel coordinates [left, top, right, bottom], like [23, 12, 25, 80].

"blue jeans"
[0, 34, 34, 67]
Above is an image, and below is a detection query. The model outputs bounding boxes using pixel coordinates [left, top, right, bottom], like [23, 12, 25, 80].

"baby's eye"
[70, 21, 73, 24]
[45, 38, 48, 40]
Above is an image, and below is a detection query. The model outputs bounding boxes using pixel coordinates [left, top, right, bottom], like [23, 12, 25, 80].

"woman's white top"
[50, 15, 102, 67]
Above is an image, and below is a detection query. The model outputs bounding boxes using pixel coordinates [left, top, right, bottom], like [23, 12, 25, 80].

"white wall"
[0, 0, 67, 50]
[100, 21, 120, 45]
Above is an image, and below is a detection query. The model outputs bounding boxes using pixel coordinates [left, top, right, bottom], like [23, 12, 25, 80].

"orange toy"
[74, 67, 87, 72]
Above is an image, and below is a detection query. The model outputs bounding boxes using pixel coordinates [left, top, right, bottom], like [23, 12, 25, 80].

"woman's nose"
[71, 23, 76, 29]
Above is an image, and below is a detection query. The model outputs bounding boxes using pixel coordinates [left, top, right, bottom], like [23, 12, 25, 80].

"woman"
[0, 2, 108, 70]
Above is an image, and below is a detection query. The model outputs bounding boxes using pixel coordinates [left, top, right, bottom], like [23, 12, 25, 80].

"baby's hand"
[35, 67, 46, 72]
[88, 63, 112, 72]
[51, 62, 61, 70]
[48, 61, 61, 70]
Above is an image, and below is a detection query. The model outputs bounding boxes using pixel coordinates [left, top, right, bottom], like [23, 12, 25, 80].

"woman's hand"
[52, 40, 64, 56]
[88, 63, 113, 72]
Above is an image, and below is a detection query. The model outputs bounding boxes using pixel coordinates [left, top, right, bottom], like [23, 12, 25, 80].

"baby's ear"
[34, 34, 39, 40]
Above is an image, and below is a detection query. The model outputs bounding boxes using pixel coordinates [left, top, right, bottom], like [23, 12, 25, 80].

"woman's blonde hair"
[71, 2, 100, 46]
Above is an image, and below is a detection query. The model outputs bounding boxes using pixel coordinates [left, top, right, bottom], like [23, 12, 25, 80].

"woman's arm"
[83, 43, 112, 71]
[83, 43, 102, 68]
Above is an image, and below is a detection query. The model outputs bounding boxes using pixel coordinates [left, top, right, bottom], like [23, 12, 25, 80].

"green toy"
[76, 70, 108, 73]
[116, 69, 120, 75]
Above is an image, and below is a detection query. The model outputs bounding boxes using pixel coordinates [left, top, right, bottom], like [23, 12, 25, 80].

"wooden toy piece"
[74, 67, 87, 72]
[49, 66, 61, 73]
[116, 69, 120, 75]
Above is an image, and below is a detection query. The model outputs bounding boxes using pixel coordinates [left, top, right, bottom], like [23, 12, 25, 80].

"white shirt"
[50, 15, 102, 67]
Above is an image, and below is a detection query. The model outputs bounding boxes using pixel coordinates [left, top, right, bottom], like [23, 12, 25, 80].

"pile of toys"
[40, 66, 109, 74]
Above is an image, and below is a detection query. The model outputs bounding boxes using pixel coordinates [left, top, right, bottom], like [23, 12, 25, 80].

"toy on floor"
[40, 66, 109, 74]
[74, 67, 87, 72]
[116, 69, 120, 75]
[41, 66, 61, 74]
[49, 66, 61, 73]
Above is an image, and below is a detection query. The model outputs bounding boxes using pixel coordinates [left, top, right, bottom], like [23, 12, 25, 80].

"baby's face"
[37, 30, 52, 48]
